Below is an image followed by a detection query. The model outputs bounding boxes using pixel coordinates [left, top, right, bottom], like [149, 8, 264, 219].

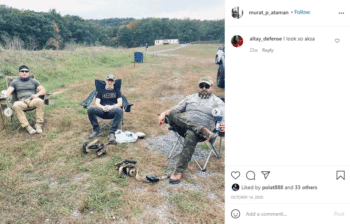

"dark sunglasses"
[20, 70, 29, 73]
[199, 83, 211, 89]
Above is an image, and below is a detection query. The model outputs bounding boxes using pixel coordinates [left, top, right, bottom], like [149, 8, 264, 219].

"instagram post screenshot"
[226, 0, 350, 223]
[0, 0, 226, 223]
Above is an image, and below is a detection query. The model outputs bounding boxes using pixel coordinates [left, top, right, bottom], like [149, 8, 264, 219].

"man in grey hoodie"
[158, 76, 225, 184]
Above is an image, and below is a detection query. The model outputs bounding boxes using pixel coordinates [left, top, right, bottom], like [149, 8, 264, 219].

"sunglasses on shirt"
[199, 83, 211, 89]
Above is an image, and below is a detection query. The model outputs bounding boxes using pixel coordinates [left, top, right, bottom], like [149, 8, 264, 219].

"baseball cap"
[19, 65, 29, 72]
[198, 76, 214, 86]
[106, 74, 115, 81]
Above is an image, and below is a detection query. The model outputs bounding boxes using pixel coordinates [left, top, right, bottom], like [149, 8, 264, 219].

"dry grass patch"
[166, 189, 224, 223]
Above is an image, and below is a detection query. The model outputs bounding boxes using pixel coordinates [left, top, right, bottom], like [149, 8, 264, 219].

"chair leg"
[28, 112, 36, 124]
[11, 115, 16, 131]
[170, 139, 182, 158]
[97, 118, 112, 132]
[200, 150, 214, 172]
[10, 114, 21, 131]
[168, 137, 210, 172]
[9, 109, 40, 131]
[217, 137, 222, 158]
[194, 137, 223, 171]
[168, 130, 223, 172]
[190, 139, 222, 172]
[205, 142, 219, 158]
[168, 135, 183, 158]
[191, 154, 206, 171]
[205, 137, 222, 158]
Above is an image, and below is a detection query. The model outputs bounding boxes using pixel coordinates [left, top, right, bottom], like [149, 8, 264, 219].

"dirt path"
[148, 44, 188, 54]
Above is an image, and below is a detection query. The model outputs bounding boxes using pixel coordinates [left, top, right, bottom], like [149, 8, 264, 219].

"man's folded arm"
[36, 86, 46, 97]
[95, 98, 104, 109]
[114, 97, 123, 108]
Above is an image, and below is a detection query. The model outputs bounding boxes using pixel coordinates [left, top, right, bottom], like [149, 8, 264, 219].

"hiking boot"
[88, 130, 102, 139]
[200, 127, 217, 145]
[108, 133, 117, 144]
[34, 123, 43, 134]
[25, 125, 36, 135]
[169, 170, 183, 184]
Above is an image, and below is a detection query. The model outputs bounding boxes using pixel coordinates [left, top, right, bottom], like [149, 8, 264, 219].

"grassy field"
[160, 44, 221, 59]
[0, 44, 225, 223]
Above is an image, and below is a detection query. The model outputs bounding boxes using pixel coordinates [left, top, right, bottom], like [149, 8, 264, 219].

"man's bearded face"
[198, 83, 213, 99]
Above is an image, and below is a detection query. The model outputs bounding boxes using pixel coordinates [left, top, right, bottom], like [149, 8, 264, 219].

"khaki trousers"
[12, 98, 44, 128]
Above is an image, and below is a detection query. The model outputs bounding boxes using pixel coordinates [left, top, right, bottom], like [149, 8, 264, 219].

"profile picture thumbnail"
[232, 7, 243, 19]
[232, 183, 240, 191]
[231, 35, 243, 48]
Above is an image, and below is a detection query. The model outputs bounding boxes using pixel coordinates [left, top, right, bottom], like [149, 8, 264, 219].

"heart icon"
[335, 39, 340, 43]
[231, 171, 240, 179]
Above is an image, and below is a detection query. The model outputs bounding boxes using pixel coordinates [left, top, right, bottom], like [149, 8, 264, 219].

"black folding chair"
[80, 79, 133, 132]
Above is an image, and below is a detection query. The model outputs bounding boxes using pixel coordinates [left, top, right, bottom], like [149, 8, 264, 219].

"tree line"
[0, 5, 224, 50]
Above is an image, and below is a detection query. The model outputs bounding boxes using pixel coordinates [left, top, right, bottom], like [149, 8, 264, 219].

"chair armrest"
[121, 95, 133, 112]
[123, 104, 133, 113]
[39, 93, 52, 105]
[0, 97, 7, 103]
[0, 97, 7, 111]
[212, 127, 225, 137]
[80, 89, 97, 109]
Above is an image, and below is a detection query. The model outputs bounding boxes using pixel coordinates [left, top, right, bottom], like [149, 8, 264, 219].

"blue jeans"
[87, 106, 123, 133]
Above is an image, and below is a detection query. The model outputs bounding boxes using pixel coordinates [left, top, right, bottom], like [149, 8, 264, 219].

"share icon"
[261, 171, 270, 179]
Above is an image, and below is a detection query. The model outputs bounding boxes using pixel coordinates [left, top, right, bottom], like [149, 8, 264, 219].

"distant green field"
[161, 44, 222, 58]
[0, 44, 188, 92]
[0, 47, 131, 92]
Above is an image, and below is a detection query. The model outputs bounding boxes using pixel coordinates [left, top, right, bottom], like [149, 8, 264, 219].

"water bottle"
[216, 116, 225, 137]
[216, 116, 223, 132]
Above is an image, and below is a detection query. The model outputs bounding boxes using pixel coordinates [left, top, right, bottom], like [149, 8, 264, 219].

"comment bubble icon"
[246, 171, 255, 180]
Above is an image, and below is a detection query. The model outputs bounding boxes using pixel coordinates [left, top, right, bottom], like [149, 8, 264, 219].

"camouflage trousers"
[168, 110, 206, 172]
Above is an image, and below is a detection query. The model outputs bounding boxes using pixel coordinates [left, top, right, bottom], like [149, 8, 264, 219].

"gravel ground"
[147, 131, 218, 174]
[145, 128, 224, 223]
[146, 131, 222, 185]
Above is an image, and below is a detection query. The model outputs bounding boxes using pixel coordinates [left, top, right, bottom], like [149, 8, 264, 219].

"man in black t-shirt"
[87, 74, 123, 143]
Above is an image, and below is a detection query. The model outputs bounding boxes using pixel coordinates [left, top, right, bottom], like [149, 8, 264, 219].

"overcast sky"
[1, 0, 224, 20]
